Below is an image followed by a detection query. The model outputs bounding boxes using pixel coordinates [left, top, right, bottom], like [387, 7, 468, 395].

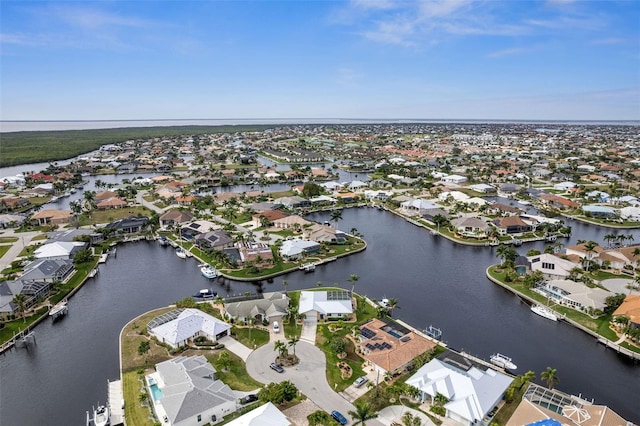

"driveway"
[218, 336, 253, 362]
[246, 340, 362, 423]
[0, 230, 40, 271]
[300, 316, 317, 344]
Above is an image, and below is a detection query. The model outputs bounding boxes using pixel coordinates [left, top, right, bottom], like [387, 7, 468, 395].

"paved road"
[246, 341, 366, 424]
[0, 230, 40, 270]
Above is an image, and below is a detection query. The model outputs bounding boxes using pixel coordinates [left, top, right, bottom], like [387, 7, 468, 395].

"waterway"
[1, 208, 639, 425]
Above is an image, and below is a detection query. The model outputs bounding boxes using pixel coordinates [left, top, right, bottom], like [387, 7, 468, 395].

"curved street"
[245, 340, 387, 425]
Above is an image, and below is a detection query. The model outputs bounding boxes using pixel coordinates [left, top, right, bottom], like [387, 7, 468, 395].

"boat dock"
[107, 379, 125, 425]
[0, 328, 36, 354]
[98, 253, 108, 263]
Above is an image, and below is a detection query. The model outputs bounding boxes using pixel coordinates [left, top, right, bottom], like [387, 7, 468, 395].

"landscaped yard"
[230, 326, 270, 349]
[78, 206, 152, 226]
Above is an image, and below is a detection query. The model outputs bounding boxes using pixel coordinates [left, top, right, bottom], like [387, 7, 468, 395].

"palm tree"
[288, 305, 299, 329]
[217, 350, 232, 372]
[582, 241, 598, 271]
[541, 367, 559, 389]
[519, 370, 536, 389]
[348, 401, 378, 425]
[348, 274, 359, 295]
[604, 233, 616, 248]
[12, 294, 28, 322]
[386, 298, 399, 316]
[399, 412, 422, 426]
[287, 335, 300, 357]
[274, 340, 288, 359]
[330, 209, 343, 228]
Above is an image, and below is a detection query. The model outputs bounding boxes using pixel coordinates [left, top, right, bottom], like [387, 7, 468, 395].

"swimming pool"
[150, 383, 164, 401]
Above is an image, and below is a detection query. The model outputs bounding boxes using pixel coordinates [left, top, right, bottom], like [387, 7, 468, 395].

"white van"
[273, 321, 280, 333]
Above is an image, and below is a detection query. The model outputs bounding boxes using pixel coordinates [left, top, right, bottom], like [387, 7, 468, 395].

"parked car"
[353, 376, 368, 388]
[240, 394, 258, 404]
[273, 321, 280, 333]
[331, 410, 348, 425]
[270, 362, 284, 373]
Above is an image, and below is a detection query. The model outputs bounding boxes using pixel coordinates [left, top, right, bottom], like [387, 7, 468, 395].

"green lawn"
[0, 237, 19, 243]
[0, 307, 48, 344]
[122, 370, 155, 426]
[230, 326, 270, 349]
[0, 245, 11, 259]
[316, 323, 367, 392]
[78, 207, 152, 226]
[205, 350, 263, 391]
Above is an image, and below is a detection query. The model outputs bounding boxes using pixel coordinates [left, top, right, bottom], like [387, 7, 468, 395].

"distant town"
[1, 122, 639, 426]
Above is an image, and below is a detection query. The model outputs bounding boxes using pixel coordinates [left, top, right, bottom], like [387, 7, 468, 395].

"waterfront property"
[406, 353, 513, 426]
[527, 253, 581, 280]
[224, 402, 291, 426]
[146, 355, 237, 426]
[147, 308, 231, 349]
[224, 291, 289, 324]
[534, 280, 610, 313]
[359, 317, 436, 375]
[612, 294, 640, 329]
[506, 383, 629, 426]
[299, 290, 353, 320]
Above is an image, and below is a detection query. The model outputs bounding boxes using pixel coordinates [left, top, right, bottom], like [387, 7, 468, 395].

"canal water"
[1, 207, 639, 425]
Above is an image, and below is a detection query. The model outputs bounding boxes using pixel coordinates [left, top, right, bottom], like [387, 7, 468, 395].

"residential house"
[237, 241, 273, 263]
[565, 243, 604, 261]
[506, 383, 630, 426]
[468, 183, 496, 193]
[582, 205, 618, 219]
[441, 174, 467, 184]
[534, 279, 610, 313]
[224, 402, 291, 426]
[272, 196, 310, 209]
[224, 292, 290, 324]
[450, 217, 492, 239]
[193, 230, 234, 251]
[400, 199, 438, 215]
[94, 190, 118, 202]
[272, 215, 312, 230]
[105, 216, 149, 234]
[159, 210, 195, 230]
[493, 216, 533, 235]
[299, 290, 353, 321]
[147, 355, 236, 426]
[34, 241, 86, 260]
[359, 318, 436, 375]
[539, 194, 579, 210]
[47, 229, 102, 245]
[612, 295, 640, 330]
[303, 223, 346, 244]
[0, 213, 26, 228]
[0, 279, 53, 318]
[21, 259, 74, 283]
[420, 208, 450, 223]
[251, 210, 288, 228]
[279, 239, 321, 260]
[527, 253, 580, 280]
[96, 197, 127, 210]
[406, 354, 513, 426]
[31, 209, 72, 226]
[181, 220, 221, 239]
[148, 308, 231, 349]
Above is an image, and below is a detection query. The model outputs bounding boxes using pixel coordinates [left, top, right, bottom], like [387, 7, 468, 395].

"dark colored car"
[240, 394, 258, 404]
[270, 362, 284, 373]
[331, 410, 348, 425]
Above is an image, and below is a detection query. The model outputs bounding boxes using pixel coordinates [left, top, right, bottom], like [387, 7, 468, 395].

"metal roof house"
[148, 309, 231, 349]
[147, 355, 237, 426]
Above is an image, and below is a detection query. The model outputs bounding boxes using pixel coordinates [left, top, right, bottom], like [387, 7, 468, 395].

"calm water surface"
[1, 209, 639, 425]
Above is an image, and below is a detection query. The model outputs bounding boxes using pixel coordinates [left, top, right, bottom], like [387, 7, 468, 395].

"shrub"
[430, 405, 446, 416]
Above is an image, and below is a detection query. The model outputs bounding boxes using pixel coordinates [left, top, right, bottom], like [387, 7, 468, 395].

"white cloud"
[487, 47, 525, 58]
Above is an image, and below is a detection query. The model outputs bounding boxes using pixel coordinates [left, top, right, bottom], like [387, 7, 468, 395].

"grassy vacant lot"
[0, 124, 276, 167]
[0, 245, 11, 259]
[205, 350, 263, 391]
[230, 326, 270, 349]
[78, 206, 152, 226]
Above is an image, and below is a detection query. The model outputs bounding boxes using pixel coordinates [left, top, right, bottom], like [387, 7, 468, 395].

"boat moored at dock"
[199, 264, 217, 279]
[299, 263, 316, 272]
[49, 301, 68, 321]
[192, 289, 217, 299]
[175, 248, 187, 259]
[531, 304, 558, 321]
[490, 353, 517, 370]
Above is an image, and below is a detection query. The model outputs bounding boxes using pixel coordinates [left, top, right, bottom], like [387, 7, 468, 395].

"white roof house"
[299, 290, 353, 320]
[535, 279, 611, 312]
[441, 174, 467, 184]
[406, 359, 513, 426]
[150, 355, 237, 426]
[149, 309, 231, 348]
[34, 241, 85, 260]
[527, 253, 581, 280]
[279, 239, 321, 260]
[224, 402, 291, 426]
[553, 181, 576, 191]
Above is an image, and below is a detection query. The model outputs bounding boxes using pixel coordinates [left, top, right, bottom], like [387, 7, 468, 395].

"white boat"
[490, 353, 517, 370]
[200, 264, 217, 279]
[176, 248, 187, 259]
[93, 404, 109, 426]
[531, 304, 558, 321]
[49, 301, 68, 320]
[299, 263, 316, 272]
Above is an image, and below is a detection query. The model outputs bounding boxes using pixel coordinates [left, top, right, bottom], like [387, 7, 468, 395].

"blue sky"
[1, 0, 639, 121]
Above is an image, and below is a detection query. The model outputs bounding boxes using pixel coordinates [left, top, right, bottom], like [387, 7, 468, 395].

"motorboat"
[193, 289, 217, 299]
[531, 304, 558, 321]
[200, 264, 217, 279]
[175, 248, 187, 259]
[299, 263, 316, 272]
[490, 353, 517, 370]
[93, 404, 109, 426]
[158, 236, 169, 246]
[49, 301, 68, 321]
